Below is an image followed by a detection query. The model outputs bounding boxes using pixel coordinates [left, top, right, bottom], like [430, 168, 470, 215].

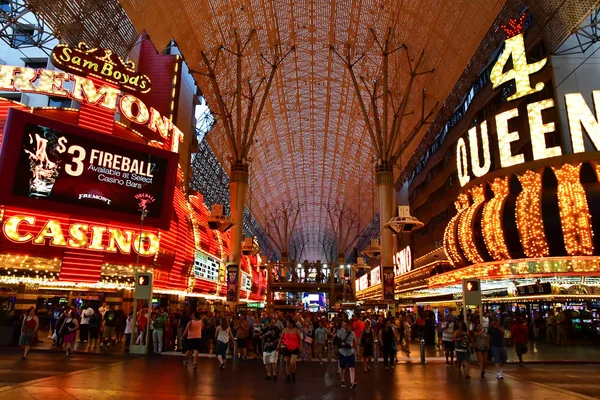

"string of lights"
[482, 177, 511, 260]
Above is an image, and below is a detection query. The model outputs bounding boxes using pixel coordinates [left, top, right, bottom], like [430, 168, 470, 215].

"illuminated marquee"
[51, 43, 152, 93]
[394, 246, 412, 276]
[2, 214, 159, 256]
[456, 12, 600, 186]
[0, 65, 184, 152]
[370, 266, 381, 286]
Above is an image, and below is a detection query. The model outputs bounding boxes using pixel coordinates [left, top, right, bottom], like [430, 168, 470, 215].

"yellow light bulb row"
[553, 163, 594, 256]
[443, 194, 470, 266]
[482, 177, 511, 260]
[457, 185, 486, 264]
[516, 170, 550, 257]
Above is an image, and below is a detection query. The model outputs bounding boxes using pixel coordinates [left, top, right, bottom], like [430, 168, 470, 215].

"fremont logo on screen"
[78, 190, 112, 205]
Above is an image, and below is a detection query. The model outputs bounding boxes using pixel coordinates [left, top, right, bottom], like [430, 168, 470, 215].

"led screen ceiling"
[30, 0, 517, 259]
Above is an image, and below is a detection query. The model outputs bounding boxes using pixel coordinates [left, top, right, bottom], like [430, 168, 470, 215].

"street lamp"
[384, 206, 424, 234]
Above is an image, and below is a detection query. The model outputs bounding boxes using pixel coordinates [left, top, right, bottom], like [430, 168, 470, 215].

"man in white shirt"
[441, 314, 455, 366]
[79, 304, 94, 342]
[482, 313, 490, 334]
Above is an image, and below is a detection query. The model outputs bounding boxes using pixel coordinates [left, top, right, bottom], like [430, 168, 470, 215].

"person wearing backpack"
[453, 321, 472, 378]
[335, 320, 357, 390]
[88, 310, 101, 351]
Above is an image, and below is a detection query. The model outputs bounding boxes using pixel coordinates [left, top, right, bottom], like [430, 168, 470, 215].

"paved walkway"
[23, 336, 600, 364]
[0, 352, 597, 399]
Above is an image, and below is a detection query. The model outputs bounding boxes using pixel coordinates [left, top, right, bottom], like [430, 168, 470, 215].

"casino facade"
[353, 8, 600, 340]
[0, 35, 266, 312]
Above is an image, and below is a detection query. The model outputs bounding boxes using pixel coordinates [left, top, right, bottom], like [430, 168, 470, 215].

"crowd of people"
[15, 303, 574, 387]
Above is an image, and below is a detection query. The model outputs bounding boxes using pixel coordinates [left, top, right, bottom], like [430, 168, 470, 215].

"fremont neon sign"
[456, 14, 600, 187]
[2, 215, 159, 256]
[0, 65, 184, 152]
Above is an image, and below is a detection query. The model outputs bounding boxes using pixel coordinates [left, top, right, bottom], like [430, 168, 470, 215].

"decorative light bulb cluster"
[516, 170, 549, 257]
[482, 177, 510, 260]
[444, 193, 470, 266]
[457, 185, 486, 264]
[552, 163, 594, 256]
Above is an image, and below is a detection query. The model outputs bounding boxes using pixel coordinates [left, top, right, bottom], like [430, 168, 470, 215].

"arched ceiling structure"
[116, 0, 504, 260]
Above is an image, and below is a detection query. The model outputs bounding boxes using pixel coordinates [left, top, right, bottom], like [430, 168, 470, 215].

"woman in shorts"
[473, 323, 490, 378]
[453, 321, 472, 378]
[182, 312, 204, 369]
[360, 319, 374, 372]
[20, 307, 38, 359]
[278, 319, 302, 383]
[214, 317, 234, 369]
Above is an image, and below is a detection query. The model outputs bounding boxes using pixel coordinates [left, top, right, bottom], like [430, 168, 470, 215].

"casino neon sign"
[0, 65, 184, 153]
[2, 214, 159, 256]
[455, 12, 600, 187]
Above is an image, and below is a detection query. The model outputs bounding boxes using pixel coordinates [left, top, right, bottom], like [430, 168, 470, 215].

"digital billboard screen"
[0, 109, 178, 229]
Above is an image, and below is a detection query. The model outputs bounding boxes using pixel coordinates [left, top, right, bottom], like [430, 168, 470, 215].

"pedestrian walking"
[182, 312, 203, 369]
[379, 319, 398, 370]
[511, 317, 528, 365]
[473, 323, 489, 378]
[336, 320, 357, 390]
[489, 319, 508, 379]
[261, 318, 281, 381]
[79, 304, 93, 343]
[215, 317, 234, 369]
[453, 321, 471, 378]
[360, 319, 374, 373]
[441, 315, 455, 366]
[19, 307, 38, 359]
[278, 319, 302, 383]
[60, 310, 79, 357]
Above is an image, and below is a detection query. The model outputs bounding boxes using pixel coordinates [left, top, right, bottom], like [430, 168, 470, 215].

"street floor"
[0, 350, 598, 400]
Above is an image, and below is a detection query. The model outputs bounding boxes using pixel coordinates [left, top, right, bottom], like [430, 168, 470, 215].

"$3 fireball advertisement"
[13, 123, 169, 219]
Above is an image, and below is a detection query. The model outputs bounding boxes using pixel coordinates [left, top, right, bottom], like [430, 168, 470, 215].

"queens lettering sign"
[455, 13, 600, 187]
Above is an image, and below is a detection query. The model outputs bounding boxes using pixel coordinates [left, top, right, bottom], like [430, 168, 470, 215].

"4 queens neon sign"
[456, 12, 600, 187]
[0, 65, 183, 153]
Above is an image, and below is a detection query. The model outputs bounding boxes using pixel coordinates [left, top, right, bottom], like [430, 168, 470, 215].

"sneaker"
[497, 373, 504, 379]
[480, 371, 485, 378]
[220, 363, 226, 370]
[341, 382, 346, 388]
[265, 376, 272, 381]
[350, 383, 357, 390]
[193, 364, 197, 370]
[183, 360, 188, 366]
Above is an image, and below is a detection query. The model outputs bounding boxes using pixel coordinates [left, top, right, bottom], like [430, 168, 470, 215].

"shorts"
[103, 326, 116, 339]
[443, 340, 455, 350]
[491, 346, 508, 364]
[263, 350, 279, 364]
[456, 350, 470, 363]
[187, 338, 202, 352]
[215, 340, 229, 359]
[281, 347, 300, 357]
[19, 333, 34, 346]
[515, 343, 527, 355]
[89, 327, 100, 340]
[475, 347, 489, 353]
[316, 343, 326, 355]
[338, 353, 356, 369]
